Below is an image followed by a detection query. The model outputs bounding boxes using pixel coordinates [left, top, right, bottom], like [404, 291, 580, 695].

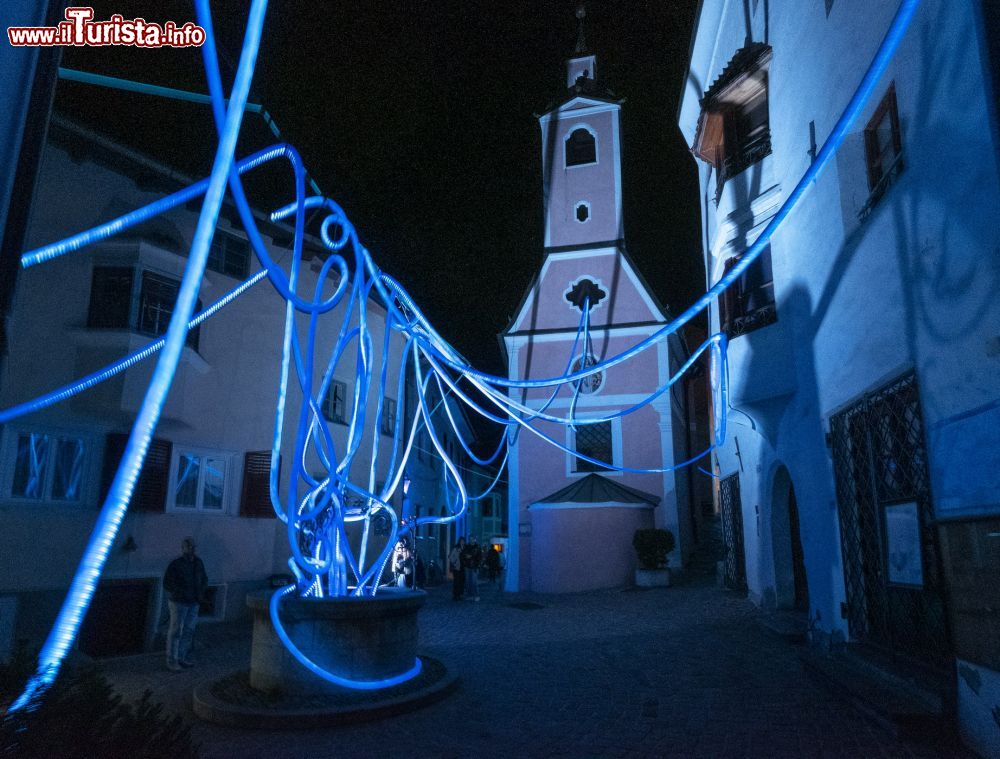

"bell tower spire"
[541, 2, 624, 249]
[566, 3, 597, 87]
[574, 2, 588, 54]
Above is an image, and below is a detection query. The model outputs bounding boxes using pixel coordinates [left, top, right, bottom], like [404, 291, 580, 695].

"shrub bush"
[1, 645, 197, 758]
[632, 528, 676, 570]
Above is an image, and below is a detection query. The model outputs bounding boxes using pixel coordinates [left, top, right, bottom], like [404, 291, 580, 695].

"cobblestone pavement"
[98, 576, 971, 758]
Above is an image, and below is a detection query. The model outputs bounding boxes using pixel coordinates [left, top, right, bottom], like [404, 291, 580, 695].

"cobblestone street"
[93, 573, 976, 758]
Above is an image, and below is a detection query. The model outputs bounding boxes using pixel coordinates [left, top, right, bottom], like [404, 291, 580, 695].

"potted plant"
[632, 528, 675, 588]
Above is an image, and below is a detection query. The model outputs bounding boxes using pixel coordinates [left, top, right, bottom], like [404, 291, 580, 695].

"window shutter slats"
[240, 450, 278, 518]
[101, 433, 171, 512]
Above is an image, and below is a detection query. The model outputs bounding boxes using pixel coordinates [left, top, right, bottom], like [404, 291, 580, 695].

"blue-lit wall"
[680, 1, 1000, 755]
[0, 1, 49, 239]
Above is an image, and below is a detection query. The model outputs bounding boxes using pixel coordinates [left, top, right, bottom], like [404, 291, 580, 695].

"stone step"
[800, 648, 959, 745]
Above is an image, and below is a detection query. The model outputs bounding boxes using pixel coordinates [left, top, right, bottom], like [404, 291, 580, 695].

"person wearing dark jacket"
[163, 537, 207, 672]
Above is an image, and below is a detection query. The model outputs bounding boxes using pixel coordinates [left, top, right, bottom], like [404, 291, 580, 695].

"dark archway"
[772, 465, 808, 611]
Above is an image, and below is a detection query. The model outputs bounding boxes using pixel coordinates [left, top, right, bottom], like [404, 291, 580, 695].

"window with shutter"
[718, 245, 777, 339]
[240, 450, 278, 518]
[101, 433, 171, 512]
[692, 43, 773, 201]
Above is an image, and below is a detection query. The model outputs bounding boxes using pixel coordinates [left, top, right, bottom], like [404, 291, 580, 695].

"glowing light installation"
[4, 0, 920, 709]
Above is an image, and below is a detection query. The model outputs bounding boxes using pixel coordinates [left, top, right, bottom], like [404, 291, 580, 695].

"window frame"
[692, 44, 773, 201]
[4, 427, 91, 504]
[564, 126, 599, 168]
[861, 83, 904, 216]
[322, 379, 349, 425]
[88, 264, 201, 351]
[207, 230, 251, 280]
[718, 245, 778, 340]
[566, 416, 623, 477]
[380, 397, 397, 438]
[166, 446, 232, 515]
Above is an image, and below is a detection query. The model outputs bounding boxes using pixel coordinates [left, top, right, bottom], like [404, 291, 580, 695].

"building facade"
[679, 1, 1000, 754]
[503, 29, 693, 594]
[402, 386, 507, 579]
[0, 116, 411, 658]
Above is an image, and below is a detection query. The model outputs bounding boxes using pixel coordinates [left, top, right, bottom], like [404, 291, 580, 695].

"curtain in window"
[51, 438, 84, 501]
[13, 433, 48, 498]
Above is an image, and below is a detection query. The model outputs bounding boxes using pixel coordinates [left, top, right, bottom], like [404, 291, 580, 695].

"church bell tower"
[539, 3, 624, 250]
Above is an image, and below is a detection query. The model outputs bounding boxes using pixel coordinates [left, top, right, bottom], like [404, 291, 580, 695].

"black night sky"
[55, 1, 704, 375]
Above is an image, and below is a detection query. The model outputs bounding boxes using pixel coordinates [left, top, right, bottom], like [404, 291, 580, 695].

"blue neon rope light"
[4, 0, 920, 707]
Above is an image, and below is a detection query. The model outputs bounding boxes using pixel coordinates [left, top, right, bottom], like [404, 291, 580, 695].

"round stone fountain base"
[192, 656, 457, 728]
[193, 588, 457, 728]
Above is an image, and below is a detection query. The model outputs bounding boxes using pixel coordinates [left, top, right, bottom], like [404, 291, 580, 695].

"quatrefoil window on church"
[565, 278, 606, 311]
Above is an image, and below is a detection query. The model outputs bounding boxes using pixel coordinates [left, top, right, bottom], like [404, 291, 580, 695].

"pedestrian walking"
[485, 543, 501, 584]
[163, 537, 207, 672]
[462, 536, 482, 601]
[449, 537, 466, 601]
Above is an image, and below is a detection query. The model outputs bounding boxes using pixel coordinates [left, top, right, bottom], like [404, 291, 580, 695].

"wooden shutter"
[101, 433, 172, 512]
[240, 450, 279, 518]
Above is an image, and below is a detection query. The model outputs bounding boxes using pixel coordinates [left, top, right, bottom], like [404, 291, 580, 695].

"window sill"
[858, 156, 904, 221]
[165, 507, 229, 516]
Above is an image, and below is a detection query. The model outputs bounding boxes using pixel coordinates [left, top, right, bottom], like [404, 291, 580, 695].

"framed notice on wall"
[884, 501, 924, 587]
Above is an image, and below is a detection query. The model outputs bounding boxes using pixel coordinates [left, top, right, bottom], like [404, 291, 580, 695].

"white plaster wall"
[681, 0, 1000, 749]
[0, 132, 407, 635]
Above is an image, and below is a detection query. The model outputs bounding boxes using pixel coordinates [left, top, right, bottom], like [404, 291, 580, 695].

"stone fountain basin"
[246, 588, 426, 696]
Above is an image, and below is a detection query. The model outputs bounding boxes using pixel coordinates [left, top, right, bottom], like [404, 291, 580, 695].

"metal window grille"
[719, 472, 747, 591]
[830, 373, 950, 668]
[573, 421, 612, 472]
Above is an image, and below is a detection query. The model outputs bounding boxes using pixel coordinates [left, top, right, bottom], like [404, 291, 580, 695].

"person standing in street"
[462, 536, 482, 601]
[485, 543, 501, 584]
[449, 537, 466, 601]
[163, 537, 207, 672]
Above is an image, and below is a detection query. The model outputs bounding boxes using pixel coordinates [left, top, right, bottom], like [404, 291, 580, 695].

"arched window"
[565, 127, 597, 166]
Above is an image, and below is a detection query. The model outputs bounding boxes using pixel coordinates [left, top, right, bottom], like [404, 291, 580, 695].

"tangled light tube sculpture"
[5, 0, 920, 709]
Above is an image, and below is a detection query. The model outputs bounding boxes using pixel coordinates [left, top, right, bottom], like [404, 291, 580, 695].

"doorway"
[772, 465, 809, 612]
[830, 372, 950, 669]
